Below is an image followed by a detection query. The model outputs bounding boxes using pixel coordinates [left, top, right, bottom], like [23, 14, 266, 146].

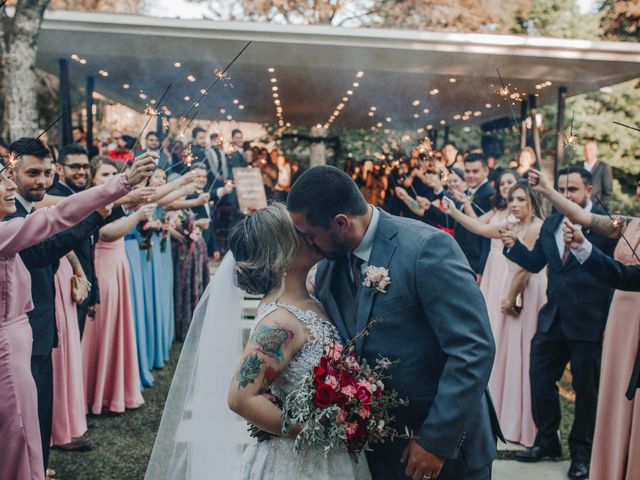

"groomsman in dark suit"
[502, 166, 617, 480]
[188, 163, 235, 260]
[228, 128, 249, 177]
[583, 139, 613, 208]
[565, 220, 640, 403]
[136, 131, 170, 170]
[6, 139, 107, 466]
[48, 143, 98, 337]
[457, 153, 495, 278]
[204, 132, 228, 191]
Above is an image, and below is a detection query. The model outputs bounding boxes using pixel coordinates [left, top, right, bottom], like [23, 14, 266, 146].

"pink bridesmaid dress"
[590, 219, 640, 479]
[82, 238, 144, 414]
[51, 257, 88, 446]
[0, 174, 132, 480]
[488, 228, 547, 447]
[480, 213, 512, 347]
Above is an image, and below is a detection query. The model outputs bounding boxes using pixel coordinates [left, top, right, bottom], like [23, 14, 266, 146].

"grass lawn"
[49, 343, 182, 480]
[49, 342, 576, 478]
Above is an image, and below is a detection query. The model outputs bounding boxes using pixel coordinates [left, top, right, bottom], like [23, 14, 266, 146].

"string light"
[267, 67, 287, 128]
[323, 71, 364, 128]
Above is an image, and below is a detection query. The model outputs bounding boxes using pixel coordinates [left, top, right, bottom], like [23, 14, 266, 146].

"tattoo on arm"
[589, 213, 632, 237]
[236, 354, 263, 389]
[66, 252, 85, 277]
[249, 324, 294, 362]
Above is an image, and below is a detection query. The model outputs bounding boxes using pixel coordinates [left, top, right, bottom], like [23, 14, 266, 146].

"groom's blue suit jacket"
[315, 210, 501, 476]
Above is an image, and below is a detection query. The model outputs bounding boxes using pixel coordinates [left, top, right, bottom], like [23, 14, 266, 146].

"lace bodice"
[254, 302, 339, 401]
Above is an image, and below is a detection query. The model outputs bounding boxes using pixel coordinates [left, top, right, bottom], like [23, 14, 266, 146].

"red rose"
[355, 421, 368, 440]
[314, 383, 336, 407]
[339, 371, 357, 388]
[356, 386, 371, 404]
[313, 365, 327, 380]
[335, 392, 349, 407]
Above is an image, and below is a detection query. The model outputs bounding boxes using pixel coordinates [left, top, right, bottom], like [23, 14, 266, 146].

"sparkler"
[0, 111, 68, 176]
[118, 83, 173, 173]
[496, 68, 520, 134]
[613, 121, 640, 133]
[593, 194, 640, 264]
[159, 41, 252, 152]
[168, 108, 200, 159]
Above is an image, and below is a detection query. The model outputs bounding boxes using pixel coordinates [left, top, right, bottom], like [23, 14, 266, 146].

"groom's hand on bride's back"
[401, 440, 444, 480]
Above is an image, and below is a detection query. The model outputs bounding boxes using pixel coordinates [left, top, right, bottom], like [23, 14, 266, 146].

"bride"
[145, 203, 370, 479]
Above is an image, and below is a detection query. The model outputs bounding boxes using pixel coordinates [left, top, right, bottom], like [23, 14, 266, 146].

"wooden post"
[520, 98, 529, 150]
[86, 75, 95, 152]
[444, 125, 450, 145]
[529, 94, 542, 165]
[59, 59, 72, 148]
[554, 86, 567, 189]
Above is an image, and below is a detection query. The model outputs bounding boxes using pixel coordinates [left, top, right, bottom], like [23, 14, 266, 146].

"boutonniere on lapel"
[362, 266, 391, 296]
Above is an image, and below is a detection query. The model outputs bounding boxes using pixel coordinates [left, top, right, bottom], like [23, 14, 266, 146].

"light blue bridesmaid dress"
[149, 207, 174, 366]
[124, 224, 154, 387]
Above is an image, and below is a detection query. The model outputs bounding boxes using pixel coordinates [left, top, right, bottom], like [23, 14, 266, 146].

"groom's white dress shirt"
[350, 205, 380, 281]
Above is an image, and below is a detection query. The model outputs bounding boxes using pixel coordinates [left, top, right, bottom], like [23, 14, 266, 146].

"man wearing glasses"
[49, 144, 98, 337]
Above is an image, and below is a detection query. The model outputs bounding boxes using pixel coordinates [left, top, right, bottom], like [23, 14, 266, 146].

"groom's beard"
[319, 238, 352, 260]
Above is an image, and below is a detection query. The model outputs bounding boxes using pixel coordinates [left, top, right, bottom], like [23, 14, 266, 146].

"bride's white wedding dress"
[145, 254, 370, 480]
[240, 302, 371, 480]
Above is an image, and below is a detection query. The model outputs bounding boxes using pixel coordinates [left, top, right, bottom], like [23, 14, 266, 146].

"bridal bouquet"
[282, 340, 405, 455]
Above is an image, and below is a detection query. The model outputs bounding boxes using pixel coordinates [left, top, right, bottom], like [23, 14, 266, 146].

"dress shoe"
[568, 461, 589, 480]
[515, 445, 562, 462]
[54, 438, 93, 452]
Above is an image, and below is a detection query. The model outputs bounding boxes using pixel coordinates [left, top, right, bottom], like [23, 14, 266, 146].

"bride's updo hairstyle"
[228, 203, 299, 295]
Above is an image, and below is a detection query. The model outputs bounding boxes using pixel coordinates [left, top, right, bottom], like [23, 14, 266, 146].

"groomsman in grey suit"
[288, 166, 501, 480]
[583, 139, 613, 207]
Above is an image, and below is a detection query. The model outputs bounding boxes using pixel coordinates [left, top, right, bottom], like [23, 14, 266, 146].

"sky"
[146, 0, 599, 20]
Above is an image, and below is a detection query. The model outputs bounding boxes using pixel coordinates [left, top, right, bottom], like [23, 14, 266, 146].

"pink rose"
[341, 385, 357, 398]
[345, 422, 358, 435]
[358, 405, 371, 419]
[356, 386, 371, 404]
[325, 375, 339, 390]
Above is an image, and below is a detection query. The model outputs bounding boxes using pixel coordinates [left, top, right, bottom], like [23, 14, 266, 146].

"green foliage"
[513, 0, 603, 39]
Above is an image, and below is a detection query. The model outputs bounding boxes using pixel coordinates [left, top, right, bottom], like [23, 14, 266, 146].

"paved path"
[494, 460, 570, 479]
[495, 442, 569, 479]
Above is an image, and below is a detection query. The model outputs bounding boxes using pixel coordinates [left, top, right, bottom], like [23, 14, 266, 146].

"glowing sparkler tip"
[565, 133, 578, 147]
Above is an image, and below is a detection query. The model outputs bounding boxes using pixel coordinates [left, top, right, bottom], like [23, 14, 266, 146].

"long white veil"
[145, 252, 246, 479]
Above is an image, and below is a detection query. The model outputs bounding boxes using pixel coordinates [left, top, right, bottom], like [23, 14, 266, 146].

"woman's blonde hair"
[228, 203, 299, 295]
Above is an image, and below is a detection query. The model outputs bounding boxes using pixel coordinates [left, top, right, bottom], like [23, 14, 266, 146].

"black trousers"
[31, 353, 53, 472]
[77, 302, 88, 338]
[530, 319, 602, 461]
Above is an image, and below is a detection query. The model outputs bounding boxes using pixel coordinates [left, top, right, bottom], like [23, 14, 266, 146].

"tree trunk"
[1, 0, 51, 141]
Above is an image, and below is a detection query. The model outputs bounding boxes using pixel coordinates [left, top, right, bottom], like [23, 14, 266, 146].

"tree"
[512, 0, 603, 39]
[600, 0, 640, 41]
[1, 0, 52, 140]
[49, 0, 140, 12]
[187, 0, 533, 33]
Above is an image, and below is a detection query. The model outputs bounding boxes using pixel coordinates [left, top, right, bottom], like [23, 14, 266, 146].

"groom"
[288, 166, 501, 480]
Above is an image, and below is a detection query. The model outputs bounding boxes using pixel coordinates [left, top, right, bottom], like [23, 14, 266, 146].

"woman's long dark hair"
[508, 180, 544, 220]
[492, 170, 521, 211]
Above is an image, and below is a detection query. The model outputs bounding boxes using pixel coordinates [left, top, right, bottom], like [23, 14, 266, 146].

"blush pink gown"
[480, 213, 512, 348]
[590, 219, 640, 479]
[83, 238, 144, 414]
[0, 174, 131, 480]
[51, 257, 88, 446]
[487, 227, 547, 447]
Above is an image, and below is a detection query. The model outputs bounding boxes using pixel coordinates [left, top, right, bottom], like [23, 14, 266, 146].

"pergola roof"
[35, 10, 640, 131]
